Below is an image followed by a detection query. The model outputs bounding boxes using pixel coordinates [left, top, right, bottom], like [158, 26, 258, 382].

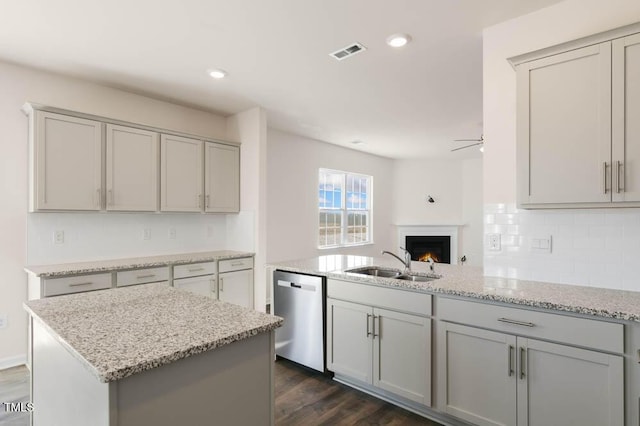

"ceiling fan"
[451, 135, 484, 152]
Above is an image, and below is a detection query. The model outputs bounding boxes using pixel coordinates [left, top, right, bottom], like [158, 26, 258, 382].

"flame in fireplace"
[418, 252, 440, 263]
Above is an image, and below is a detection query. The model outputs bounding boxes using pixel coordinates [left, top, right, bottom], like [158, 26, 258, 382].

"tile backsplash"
[484, 203, 640, 292]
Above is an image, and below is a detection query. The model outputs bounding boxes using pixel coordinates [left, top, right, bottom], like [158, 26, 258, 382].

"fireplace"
[396, 225, 459, 265]
[405, 236, 451, 264]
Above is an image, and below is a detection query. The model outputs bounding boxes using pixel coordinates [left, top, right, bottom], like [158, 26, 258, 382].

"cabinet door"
[438, 322, 516, 426]
[160, 134, 203, 212]
[517, 338, 623, 426]
[33, 111, 102, 211]
[516, 43, 612, 205]
[373, 308, 431, 405]
[218, 269, 253, 308]
[326, 298, 373, 384]
[204, 142, 240, 213]
[173, 275, 216, 298]
[613, 33, 640, 202]
[106, 124, 158, 211]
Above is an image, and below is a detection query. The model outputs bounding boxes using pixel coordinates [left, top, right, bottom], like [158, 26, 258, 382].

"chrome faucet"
[381, 247, 412, 274]
[425, 256, 435, 273]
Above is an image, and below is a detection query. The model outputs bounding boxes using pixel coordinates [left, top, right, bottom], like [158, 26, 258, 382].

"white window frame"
[318, 168, 373, 249]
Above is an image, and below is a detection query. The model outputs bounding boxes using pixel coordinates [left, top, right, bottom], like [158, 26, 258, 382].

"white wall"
[0, 60, 234, 367]
[483, 0, 640, 290]
[266, 128, 394, 263]
[392, 158, 483, 266]
[226, 107, 268, 312]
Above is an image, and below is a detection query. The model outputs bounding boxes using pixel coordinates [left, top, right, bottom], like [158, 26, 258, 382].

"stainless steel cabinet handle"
[231, 261, 244, 266]
[220, 277, 224, 292]
[373, 315, 379, 338]
[188, 267, 205, 272]
[136, 274, 156, 279]
[206, 194, 210, 208]
[498, 318, 535, 327]
[69, 282, 93, 287]
[198, 194, 203, 208]
[508, 345, 514, 377]
[603, 162, 608, 194]
[616, 161, 624, 193]
[520, 347, 526, 380]
[366, 313, 372, 337]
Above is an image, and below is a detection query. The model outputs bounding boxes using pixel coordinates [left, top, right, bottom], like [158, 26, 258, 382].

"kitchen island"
[24, 283, 283, 426]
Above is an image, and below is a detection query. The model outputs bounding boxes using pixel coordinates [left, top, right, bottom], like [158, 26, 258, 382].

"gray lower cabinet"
[327, 297, 431, 405]
[438, 300, 624, 426]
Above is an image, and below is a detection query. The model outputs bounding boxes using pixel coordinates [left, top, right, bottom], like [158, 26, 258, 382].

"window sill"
[318, 241, 375, 250]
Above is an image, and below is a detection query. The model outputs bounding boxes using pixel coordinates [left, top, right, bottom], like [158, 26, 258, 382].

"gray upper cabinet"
[612, 33, 640, 202]
[204, 142, 240, 213]
[25, 104, 240, 214]
[106, 124, 159, 211]
[516, 43, 612, 207]
[513, 26, 640, 208]
[30, 111, 103, 211]
[160, 134, 203, 212]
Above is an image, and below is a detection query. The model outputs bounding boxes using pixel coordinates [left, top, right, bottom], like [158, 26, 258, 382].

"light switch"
[54, 230, 64, 244]
[531, 236, 552, 253]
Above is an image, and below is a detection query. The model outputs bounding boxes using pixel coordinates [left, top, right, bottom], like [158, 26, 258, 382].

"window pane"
[346, 212, 368, 243]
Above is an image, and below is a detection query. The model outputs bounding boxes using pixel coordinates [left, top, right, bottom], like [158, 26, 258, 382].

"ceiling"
[0, 0, 564, 159]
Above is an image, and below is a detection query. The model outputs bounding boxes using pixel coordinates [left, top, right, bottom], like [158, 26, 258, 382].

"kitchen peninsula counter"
[270, 255, 640, 323]
[24, 283, 283, 426]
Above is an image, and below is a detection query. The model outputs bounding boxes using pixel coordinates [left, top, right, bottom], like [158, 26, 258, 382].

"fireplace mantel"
[395, 225, 460, 265]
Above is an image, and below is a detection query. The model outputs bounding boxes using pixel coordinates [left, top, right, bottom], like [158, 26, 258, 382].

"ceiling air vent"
[330, 42, 367, 61]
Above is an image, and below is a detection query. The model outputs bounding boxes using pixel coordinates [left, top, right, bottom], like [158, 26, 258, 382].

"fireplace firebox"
[405, 236, 451, 264]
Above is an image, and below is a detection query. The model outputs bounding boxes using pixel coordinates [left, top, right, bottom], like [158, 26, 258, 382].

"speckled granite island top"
[24, 283, 283, 383]
[24, 250, 253, 277]
[269, 255, 640, 323]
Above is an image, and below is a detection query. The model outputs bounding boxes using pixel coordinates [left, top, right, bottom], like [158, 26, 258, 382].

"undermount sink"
[344, 267, 402, 278]
[394, 274, 437, 282]
[345, 267, 439, 282]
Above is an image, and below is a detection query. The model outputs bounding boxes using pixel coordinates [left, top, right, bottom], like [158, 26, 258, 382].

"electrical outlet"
[54, 230, 64, 244]
[0, 314, 7, 329]
[143, 228, 151, 240]
[488, 234, 501, 251]
[168, 227, 176, 239]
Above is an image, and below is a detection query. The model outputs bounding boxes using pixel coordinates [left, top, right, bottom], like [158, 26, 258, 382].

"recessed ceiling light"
[208, 69, 227, 79]
[386, 33, 411, 48]
[351, 140, 365, 145]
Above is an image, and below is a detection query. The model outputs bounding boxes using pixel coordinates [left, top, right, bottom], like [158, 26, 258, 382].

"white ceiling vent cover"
[330, 42, 367, 61]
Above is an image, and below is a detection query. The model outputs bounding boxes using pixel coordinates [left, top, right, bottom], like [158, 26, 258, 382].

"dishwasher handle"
[277, 279, 317, 292]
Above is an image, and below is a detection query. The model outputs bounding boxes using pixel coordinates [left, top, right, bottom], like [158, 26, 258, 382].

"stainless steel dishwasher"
[273, 270, 326, 372]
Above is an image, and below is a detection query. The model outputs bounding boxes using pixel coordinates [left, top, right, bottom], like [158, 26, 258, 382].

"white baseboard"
[0, 354, 27, 370]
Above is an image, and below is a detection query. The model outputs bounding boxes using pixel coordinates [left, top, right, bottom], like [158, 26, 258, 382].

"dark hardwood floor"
[275, 359, 441, 426]
[0, 361, 442, 426]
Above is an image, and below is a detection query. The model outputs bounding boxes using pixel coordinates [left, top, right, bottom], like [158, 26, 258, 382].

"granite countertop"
[270, 255, 640, 323]
[24, 250, 254, 277]
[24, 283, 283, 383]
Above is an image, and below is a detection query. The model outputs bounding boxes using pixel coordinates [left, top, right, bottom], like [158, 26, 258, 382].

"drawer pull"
[498, 318, 535, 327]
[136, 274, 156, 279]
[188, 267, 205, 272]
[231, 261, 244, 266]
[366, 313, 372, 337]
[69, 282, 93, 287]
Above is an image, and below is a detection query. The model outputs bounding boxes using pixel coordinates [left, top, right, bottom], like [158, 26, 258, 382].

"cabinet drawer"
[43, 273, 112, 297]
[438, 297, 623, 353]
[116, 266, 169, 287]
[327, 279, 432, 317]
[173, 262, 217, 279]
[219, 257, 253, 273]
